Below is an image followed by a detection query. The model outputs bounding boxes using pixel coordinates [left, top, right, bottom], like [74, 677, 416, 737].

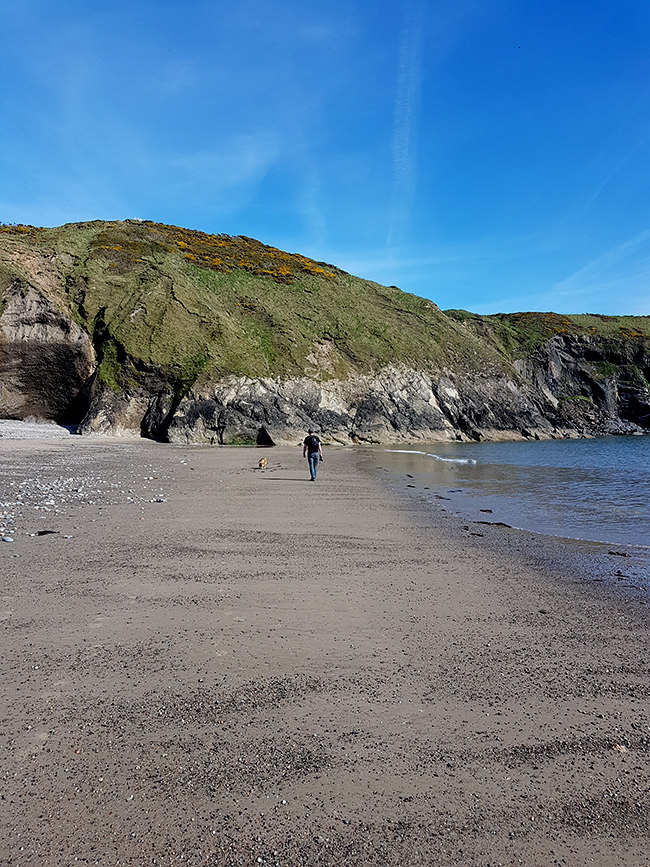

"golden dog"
[258, 457, 268, 469]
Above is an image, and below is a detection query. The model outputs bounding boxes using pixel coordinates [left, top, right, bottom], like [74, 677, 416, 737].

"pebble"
[1, 461, 168, 519]
[0, 419, 72, 439]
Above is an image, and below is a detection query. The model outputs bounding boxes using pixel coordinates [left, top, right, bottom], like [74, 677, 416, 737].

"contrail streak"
[388, 1, 425, 255]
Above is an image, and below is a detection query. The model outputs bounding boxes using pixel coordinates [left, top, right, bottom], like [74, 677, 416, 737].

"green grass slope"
[0, 220, 513, 395]
[445, 309, 650, 357]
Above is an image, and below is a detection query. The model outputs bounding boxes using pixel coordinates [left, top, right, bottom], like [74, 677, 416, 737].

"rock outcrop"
[1, 221, 648, 444]
[165, 366, 557, 445]
[0, 280, 94, 423]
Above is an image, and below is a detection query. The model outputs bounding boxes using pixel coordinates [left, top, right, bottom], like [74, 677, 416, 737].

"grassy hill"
[445, 309, 650, 355]
[0, 220, 520, 394]
[1, 220, 648, 441]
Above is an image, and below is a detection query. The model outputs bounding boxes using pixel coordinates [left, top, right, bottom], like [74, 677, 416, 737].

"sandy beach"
[1, 433, 648, 866]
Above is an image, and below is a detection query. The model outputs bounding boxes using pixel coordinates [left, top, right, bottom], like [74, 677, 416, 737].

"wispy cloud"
[387, 1, 425, 256]
[0, 130, 283, 227]
[165, 132, 281, 193]
[563, 138, 650, 227]
[548, 229, 650, 310]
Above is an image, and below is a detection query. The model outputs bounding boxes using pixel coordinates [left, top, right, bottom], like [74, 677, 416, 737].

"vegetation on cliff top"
[445, 308, 650, 356]
[1, 220, 648, 399]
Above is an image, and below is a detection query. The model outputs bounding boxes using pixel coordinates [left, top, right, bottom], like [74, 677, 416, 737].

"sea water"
[371, 435, 650, 548]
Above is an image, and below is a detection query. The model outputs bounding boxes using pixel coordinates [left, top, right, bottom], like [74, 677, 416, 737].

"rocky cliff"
[1, 220, 648, 444]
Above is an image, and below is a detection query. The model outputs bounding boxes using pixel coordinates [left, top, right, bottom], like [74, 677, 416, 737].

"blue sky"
[1, 0, 649, 315]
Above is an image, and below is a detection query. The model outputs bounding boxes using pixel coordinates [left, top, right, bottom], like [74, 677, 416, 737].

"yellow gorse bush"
[152, 224, 339, 284]
[0, 224, 32, 234]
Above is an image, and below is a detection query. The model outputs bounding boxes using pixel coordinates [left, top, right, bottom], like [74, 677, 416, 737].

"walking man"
[302, 429, 323, 481]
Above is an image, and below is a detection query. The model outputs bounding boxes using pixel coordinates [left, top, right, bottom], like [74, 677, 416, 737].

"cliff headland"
[1, 220, 648, 444]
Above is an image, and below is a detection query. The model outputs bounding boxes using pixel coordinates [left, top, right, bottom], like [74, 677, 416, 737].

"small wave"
[383, 449, 477, 465]
[426, 453, 477, 465]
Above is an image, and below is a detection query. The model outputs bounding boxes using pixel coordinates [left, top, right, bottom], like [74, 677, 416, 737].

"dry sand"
[0, 434, 648, 866]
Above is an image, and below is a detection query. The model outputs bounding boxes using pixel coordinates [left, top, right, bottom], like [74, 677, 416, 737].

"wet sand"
[1, 436, 648, 866]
